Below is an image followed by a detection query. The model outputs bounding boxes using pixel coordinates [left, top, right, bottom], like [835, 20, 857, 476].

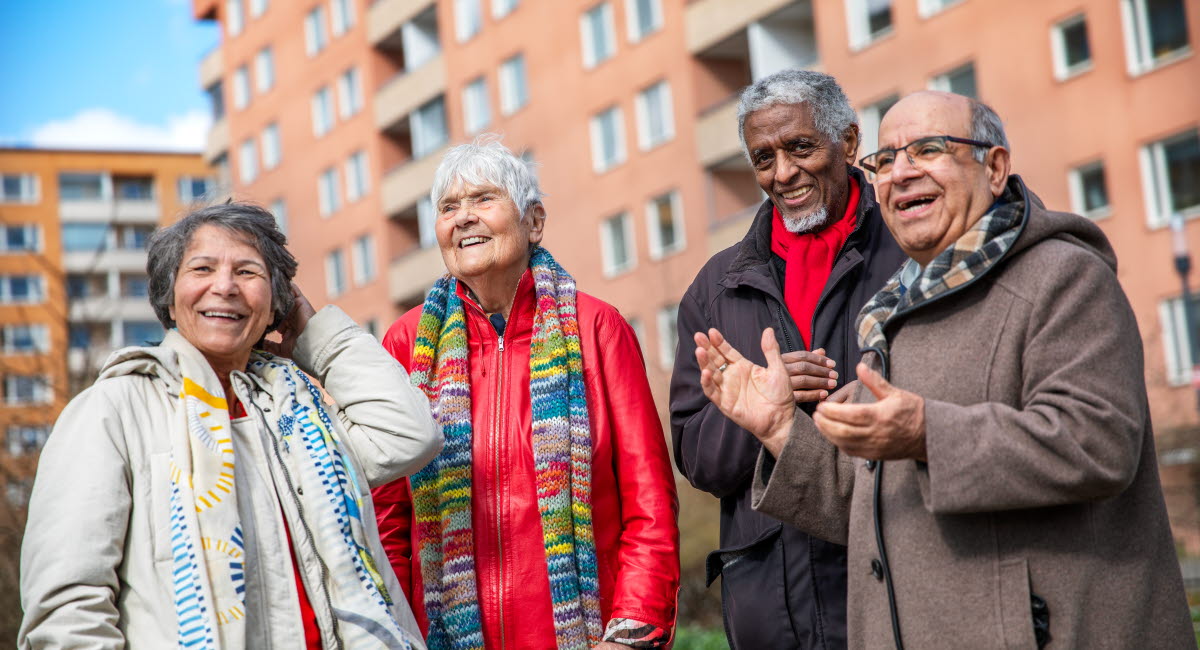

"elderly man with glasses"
[693, 90, 1192, 648]
[670, 69, 905, 649]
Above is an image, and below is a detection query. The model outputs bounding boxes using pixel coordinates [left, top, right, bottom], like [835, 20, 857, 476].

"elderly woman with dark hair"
[19, 203, 442, 649]
[371, 137, 680, 650]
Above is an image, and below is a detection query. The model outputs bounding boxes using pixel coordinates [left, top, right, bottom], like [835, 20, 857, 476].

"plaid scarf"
[409, 247, 602, 650]
[856, 183, 1026, 356]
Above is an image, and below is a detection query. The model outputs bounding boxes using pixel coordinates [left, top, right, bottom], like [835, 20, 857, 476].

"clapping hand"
[695, 327, 796, 458]
[813, 362, 927, 461]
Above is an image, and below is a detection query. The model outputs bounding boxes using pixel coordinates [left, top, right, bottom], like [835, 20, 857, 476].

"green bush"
[673, 626, 728, 650]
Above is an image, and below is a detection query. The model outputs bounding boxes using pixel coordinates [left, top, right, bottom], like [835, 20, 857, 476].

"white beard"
[781, 206, 829, 234]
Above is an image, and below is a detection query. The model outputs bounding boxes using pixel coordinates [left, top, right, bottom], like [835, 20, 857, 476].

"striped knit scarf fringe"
[409, 246, 602, 650]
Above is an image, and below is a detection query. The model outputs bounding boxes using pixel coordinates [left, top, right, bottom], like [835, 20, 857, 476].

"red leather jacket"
[373, 271, 680, 649]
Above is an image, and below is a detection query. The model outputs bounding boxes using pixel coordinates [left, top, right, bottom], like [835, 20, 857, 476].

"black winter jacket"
[670, 167, 905, 649]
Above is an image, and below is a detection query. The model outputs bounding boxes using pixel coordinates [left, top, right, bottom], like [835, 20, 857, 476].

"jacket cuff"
[603, 617, 672, 648]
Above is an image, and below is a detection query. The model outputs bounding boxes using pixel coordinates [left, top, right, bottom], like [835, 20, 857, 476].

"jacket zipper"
[493, 333, 507, 649]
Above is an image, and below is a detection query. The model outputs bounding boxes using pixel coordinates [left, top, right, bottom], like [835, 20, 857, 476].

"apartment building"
[0, 148, 212, 506]
[194, 0, 1198, 549]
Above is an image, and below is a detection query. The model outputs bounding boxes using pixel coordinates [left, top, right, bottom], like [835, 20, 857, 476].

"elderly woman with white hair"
[19, 202, 442, 649]
[372, 137, 680, 649]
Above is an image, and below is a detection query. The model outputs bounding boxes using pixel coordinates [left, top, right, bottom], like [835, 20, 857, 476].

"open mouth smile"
[459, 236, 491, 248]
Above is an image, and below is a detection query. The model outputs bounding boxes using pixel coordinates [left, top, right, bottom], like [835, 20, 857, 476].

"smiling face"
[435, 181, 544, 287]
[169, 224, 274, 375]
[743, 102, 858, 233]
[874, 92, 1009, 266]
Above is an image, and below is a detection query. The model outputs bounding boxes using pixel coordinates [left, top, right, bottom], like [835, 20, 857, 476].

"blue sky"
[0, 1, 219, 151]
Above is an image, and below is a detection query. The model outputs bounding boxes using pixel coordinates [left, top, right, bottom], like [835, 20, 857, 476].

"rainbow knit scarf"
[409, 247, 602, 650]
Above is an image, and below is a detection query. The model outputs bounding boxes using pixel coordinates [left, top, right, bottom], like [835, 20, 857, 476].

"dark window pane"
[62, 224, 109, 251]
[947, 63, 977, 98]
[116, 177, 153, 199]
[1165, 131, 1200, 213]
[2, 176, 21, 198]
[1147, 0, 1189, 59]
[868, 0, 892, 36]
[59, 173, 103, 200]
[66, 275, 88, 299]
[1080, 165, 1108, 212]
[69, 324, 90, 349]
[123, 321, 163, 346]
[1062, 20, 1090, 68]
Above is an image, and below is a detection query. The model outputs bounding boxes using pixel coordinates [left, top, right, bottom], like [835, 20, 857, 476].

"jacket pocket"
[148, 452, 174, 563]
[710, 525, 798, 649]
[997, 557, 1038, 650]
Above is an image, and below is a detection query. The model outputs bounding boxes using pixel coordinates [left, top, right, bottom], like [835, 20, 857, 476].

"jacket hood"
[1009, 175, 1117, 273]
[96, 330, 186, 395]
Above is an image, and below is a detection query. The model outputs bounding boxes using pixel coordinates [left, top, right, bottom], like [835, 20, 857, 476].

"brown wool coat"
[752, 181, 1194, 649]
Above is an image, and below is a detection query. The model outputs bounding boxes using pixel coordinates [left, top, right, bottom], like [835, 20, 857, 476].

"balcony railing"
[380, 144, 446, 218]
[685, 0, 794, 54]
[375, 55, 445, 133]
[204, 116, 229, 163]
[388, 244, 446, 305]
[696, 95, 744, 169]
[367, 0, 435, 46]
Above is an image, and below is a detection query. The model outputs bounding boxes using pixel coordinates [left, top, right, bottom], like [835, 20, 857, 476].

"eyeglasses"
[858, 135, 995, 180]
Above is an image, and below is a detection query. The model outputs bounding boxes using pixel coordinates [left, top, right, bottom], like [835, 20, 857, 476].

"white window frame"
[7, 425, 51, 457]
[845, 0, 893, 50]
[318, 167, 341, 217]
[227, 0, 244, 36]
[0, 173, 39, 203]
[589, 106, 626, 173]
[656, 303, 679, 371]
[462, 77, 492, 134]
[498, 53, 529, 116]
[1067, 160, 1110, 220]
[2, 324, 49, 355]
[249, 0, 267, 19]
[0, 275, 45, 304]
[646, 190, 685, 259]
[455, 0, 483, 43]
[917, 0, 964, 19]
[493, 0, 518, 19]
[238, 138, 258, 184]
[625, 0, 663, 43]
[261, 123, 281, 171]
[312, 86, 334, 137]
[5, 375, 51, 406]
[928, 61, 977, 97]
[858, 94, 899, 158]
[330, 0, 355, 37]
[178, 176, 211, 203]
[1161, 296, 1200, 386]
[580, 3, 617, 69]
[344, 150, 370, 202]
[305, 5, 329, 56]
[1050, 13, 1092, 81]
[337, 67, 364, 120]
[352, 234, 376, 285]
[1141, 128, 1200, 229]
[600, 212, 636, 277]
[271, 198, 288, 234]
[1, 225, 41, 253]
[411, 96, 448, 159]
[232, 65, 250, 110]
[326, 249, 347, 298]
[634, 80, 674, 151]
[255, 47, 274, 93]
[1120, 0, 1192, 76]
[417, 197, 438, 248]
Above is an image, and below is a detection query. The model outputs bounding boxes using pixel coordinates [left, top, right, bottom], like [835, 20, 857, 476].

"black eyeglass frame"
[858, 135, 997, 174]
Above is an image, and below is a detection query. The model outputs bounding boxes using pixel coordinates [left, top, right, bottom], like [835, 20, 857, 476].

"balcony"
[375, 55, 445, 134]
[708, 204, 758, 255]
[686, 0, 795, 54]
[62, 249, 148, 273]
[389, 245, 446, 305]
[68, 297, 157, 323]
[368, 0, 435, 47]
[689, 1, 817, 82]
[204, 116, 229, 163]
[198, 46, 222, 90]
[696, 96, 745, 169]
[380, 145, 445, 217]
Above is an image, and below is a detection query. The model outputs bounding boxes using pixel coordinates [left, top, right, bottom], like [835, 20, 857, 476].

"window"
[61, 224, 109, 252]
[580, 3, 617, 68]
[498, 54, 529, 116]
[600, 212, 635, 276]
[7, 426, 50, 457]
[238, 138, 259, 184]
[1, 173, 38, 203]
[232, 65, 250, 110]
[2, 325, 49, 354]
[363, 318, 379, 339]
[330, 0, 355, 36]
[858, 94, 900, 158]
[846, 0, 893, 50]
[261, 123, 281, 171]
[68, 323, 90, 348]
[917, 0, 964, 18]
[122, 321, 163, 346]
[590, 106, 626, 173]
[58, 173, 105, 200]
[318, 167, 342, 217]
[1051, 14, 1092, 80]
[114, 176, 152, 200]
[179, 176, 211, 203]
[625, 0, 663, 43]
[493, 0, 518, 19]
[930, 61, 977, 98]
[207, 81, 226, 120]
[326, 249, 347, 297]
[417, 197, 438, 248]
[312, 86, 334, 136]
[1, 225, 40, 253]
[337, 67, 364, 119]
[255, 47, 274, 93]
[627, 316, 646, 352]
[412, 96, 449, 159]
[455, 0, 483, 42]
[1142, 128, 1200, 227]
[123, 275, 150, 298]
[305, 5, 329, 56]
[344, 150, 370, 202]
[656, 303, 679, 370]
[635, 80, 674, 150]
[66, 275, 90, 299]
[249, 0, 267, 18]
[462, 77, 492, 134]
[1068, 161, 1110, 219]
[646, 190, 684, 258]
[1121, 0, 1191, 75]
[352, 234, 376, 285]
[227, 0, 244, 35]
[271, 198, 288, 234]
[121, 226, 154, 250]
[5, 375, 51, 405]
[1161, 295, 1200, 385]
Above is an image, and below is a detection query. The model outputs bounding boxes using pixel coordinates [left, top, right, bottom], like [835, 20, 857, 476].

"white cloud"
[28, 108, 211, 153]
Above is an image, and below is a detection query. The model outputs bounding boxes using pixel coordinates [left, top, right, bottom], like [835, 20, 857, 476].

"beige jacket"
[19, 306, 442, 649]
[752, 186, 1193, 648]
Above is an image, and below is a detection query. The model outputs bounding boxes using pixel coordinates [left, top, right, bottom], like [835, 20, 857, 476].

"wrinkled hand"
[781, 348, 838, 403]
[695, 327, 795, 457]
[592, 642, 625, 650]
[813, 363, 927, 461]
[261, 283, 317, 359]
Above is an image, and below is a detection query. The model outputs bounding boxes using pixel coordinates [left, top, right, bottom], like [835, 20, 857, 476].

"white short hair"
[430, 134, 545, 218]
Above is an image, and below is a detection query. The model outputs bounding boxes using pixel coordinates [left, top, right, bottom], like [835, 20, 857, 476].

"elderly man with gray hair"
[670, 69, 905, 648]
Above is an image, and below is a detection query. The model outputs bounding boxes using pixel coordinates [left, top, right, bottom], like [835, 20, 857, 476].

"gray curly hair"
[737, 69, 859, 159]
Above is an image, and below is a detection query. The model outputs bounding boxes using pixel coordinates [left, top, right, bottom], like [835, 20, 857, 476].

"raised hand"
[695, 327, 796, 457]
[261, 282, 317, 359]
[813, 362, 927, 461]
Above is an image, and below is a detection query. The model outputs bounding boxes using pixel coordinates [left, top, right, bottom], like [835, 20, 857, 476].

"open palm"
[695, 327, 796, 445]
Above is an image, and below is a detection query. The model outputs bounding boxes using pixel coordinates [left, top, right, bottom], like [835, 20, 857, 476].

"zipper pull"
[498, 335, 505, 352]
